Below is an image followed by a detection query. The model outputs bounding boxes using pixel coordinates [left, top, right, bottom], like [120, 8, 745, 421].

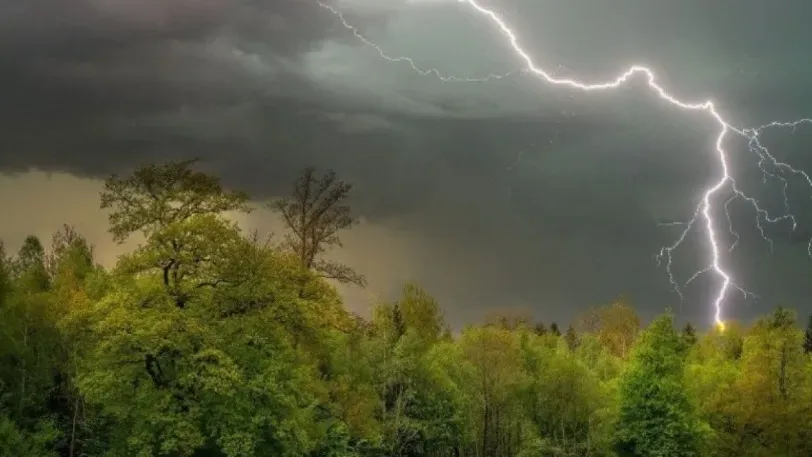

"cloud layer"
[2, 0, 812, 326]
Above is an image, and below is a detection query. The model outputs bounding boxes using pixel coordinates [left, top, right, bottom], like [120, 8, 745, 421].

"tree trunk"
[19, 316, 28, 415]
[495, 407, 501, 457]
[561, 417, 566, 454]
[69, 397, 80, 457]
[482, 403, 489, 457]
[778, 342, 788, 400]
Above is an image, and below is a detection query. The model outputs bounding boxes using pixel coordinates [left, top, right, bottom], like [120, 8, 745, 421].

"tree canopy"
[1, 161, 811, 457]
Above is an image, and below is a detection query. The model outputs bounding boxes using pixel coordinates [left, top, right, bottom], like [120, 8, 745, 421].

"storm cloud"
[2, 0, 812, 327]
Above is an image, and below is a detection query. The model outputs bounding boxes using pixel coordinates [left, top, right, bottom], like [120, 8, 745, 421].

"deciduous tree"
[578, 297, 640, 359]
[100, 160, 251, 307]
[271, 167, 366, 287]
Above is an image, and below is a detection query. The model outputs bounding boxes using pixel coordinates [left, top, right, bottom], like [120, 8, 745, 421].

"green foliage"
[578, 298, 640, 359]
[564, 325, 579, 351]
[0, 242, 9, 295]
[703, 307, 812, 457]
[3, 161, 811, 457]
[614, 314, 707, 457]
[0, 414, 59, 457]
[680, 323, 697, 351]
[100, 159, 250, 243]
[14, 236, 51, 292]
[521, 332, 617, 456]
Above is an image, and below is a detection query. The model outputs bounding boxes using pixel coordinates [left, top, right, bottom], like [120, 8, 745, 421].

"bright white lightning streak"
[319, 0, 812, 326]
[745, 119, 812, 255]
[323, 4, 521, 82]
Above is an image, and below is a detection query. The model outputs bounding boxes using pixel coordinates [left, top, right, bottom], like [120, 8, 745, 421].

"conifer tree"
[614, 314, 706, 457]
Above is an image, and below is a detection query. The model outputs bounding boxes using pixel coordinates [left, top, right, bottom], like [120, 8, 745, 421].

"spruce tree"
[614, 314, 706, 457]
[565, 325, 579, 351]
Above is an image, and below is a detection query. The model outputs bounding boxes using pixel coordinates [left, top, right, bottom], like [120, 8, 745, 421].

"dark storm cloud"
[0, 0, 336, 56]
[2, 0, 812, 327]
[0, 0, 377, 175]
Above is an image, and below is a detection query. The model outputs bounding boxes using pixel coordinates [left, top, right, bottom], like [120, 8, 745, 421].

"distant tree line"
[1, 160, 811, 457]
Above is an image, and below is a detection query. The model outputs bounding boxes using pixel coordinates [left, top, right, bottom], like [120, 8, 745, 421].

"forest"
[1, 160, 812, 457]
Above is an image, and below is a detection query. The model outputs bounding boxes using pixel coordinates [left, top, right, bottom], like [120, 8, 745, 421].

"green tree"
[521, 332, 616, 456]
[710, 306, 812, 457]
[578, 297, 640, 359]
[614, 314, 706, 457]
[803, 314, 812, 355]
[79, 162, 332, 456]
[45, 226, 104, 457]
[0, 237, 62, 454]
[361, 287, 454, 457]
[459, 326, 526, 457]
[680, 323, 698, 352]
[100, 159, 250, 242]
[46, 224, 95, 286]
[564, 324, 579, 351]
[394, 284, 445, 345]
[0, 413, 59, 457]
[0, 244, 9, 304]
[100, 159, 251, 307]
[13, 236, 50, 292]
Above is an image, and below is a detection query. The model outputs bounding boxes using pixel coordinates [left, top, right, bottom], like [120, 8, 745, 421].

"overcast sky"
[2, 0, 812, 328]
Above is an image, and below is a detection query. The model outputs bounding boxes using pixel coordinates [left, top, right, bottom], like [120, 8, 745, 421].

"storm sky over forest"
[2, 0, 812, 327]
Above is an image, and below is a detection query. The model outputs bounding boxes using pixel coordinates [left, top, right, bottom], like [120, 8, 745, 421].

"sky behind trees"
[2, 0, 812, 327]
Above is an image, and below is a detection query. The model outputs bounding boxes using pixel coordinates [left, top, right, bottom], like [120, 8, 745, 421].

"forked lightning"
[319, 0, 812, 327]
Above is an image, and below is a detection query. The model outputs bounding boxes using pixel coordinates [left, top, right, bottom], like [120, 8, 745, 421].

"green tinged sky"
[1, 0, 811, 327]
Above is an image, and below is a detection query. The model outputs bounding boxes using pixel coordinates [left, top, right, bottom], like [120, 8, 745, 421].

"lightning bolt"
[323, 3, 522, 83]
[319, 0, 812, 327]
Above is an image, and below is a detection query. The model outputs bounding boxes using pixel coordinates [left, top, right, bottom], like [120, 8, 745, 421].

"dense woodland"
[2, 160, 812, 457]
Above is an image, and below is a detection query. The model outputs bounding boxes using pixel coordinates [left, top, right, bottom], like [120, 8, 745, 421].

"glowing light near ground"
[319, 0, 812, 326]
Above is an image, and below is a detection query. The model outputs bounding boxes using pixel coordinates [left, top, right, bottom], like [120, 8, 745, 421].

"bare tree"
[271, 167, 366, 287]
